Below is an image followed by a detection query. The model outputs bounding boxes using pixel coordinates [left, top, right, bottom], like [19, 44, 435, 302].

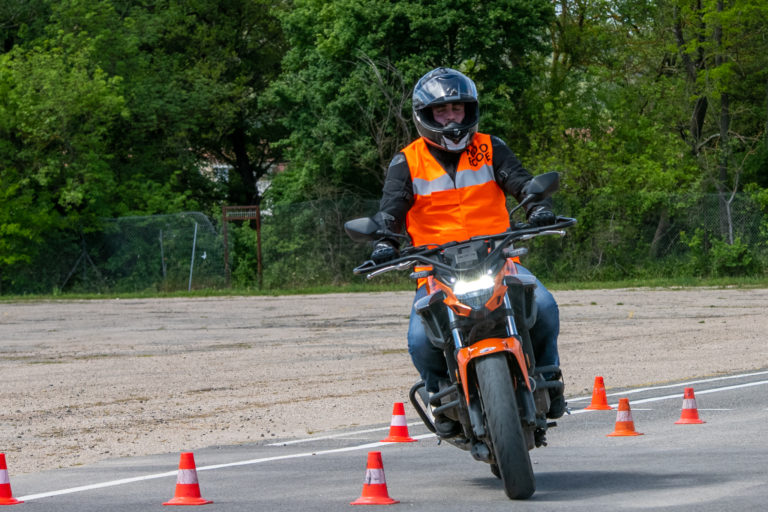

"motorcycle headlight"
[453, 274, 495, 310]
[453, 274, 494, 295]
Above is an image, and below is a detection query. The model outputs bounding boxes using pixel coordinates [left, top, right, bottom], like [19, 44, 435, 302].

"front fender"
[456, 337, 531, 405]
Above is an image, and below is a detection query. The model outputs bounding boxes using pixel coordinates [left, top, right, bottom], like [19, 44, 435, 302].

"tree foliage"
[265, 0, 554, 204]
[0, 0, 286, 291]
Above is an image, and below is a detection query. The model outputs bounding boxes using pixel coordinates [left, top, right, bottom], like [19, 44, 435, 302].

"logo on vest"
[467, 142, 490, 167]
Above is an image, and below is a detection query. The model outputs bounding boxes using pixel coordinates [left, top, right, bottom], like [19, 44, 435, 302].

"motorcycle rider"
[370, 67, 565, 437]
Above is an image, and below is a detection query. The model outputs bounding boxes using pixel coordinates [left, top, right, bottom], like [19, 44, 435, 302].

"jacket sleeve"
[491, 136, 553, 216]
[374, 152, 413, 246]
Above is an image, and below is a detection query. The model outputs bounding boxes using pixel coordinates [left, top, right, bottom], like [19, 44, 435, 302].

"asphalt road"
[9, 370, 768, 511]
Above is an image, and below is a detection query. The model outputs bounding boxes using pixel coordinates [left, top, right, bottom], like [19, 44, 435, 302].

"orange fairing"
[456, 337, 530, 404]
[483, 266, 507, 312]
[430, 275, 473, 316]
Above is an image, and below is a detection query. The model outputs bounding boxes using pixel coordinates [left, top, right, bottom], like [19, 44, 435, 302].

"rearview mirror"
[344, 217, 381, 243]
[525, 171, 559, 197]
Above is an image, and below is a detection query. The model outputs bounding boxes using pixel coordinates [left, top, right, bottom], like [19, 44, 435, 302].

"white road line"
[268, 424, 389, 445]
[268, 422, 432, 446]
[202, 433, 435, 472]
[569, 370, 768, 402]
[18, 434, 435, 501]
[18, 472, 178, 501]
[570, 378, 768, 414]
[18, 371, 767, 501]
[280, 373, 768, 445]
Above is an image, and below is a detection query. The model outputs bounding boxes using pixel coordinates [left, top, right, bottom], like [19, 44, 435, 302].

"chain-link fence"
[1, 193, 765, 294]
[228, 197, 384, 289]
[1, 212, 227, 294]
[96, 212, 228, 292]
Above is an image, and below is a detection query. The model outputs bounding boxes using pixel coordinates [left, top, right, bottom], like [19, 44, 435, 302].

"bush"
[681, 229, 761, 277]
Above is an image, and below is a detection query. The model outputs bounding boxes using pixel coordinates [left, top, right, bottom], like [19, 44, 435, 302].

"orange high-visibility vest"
[403, 133, 510, 247]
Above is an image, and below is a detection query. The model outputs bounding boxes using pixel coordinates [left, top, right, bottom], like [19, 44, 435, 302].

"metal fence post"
[188, 221, 198, 291]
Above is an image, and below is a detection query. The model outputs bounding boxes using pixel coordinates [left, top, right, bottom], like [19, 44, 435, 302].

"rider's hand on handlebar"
[527, 206, 556, 227]
[370, 241, 399, 264]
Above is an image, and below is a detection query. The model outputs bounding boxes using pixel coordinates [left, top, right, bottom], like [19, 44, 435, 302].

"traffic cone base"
[607, 398, 643, 436]
[675, 387, 705, 424]
[381, 402, 416, 443]
[0, 454, 23, 505]
[584, 376, 613, 410]
[0, 493, 23, 506]
[350, 494, 399, 505]
[164, 496, 214, 506]
[163, 452, 213, 506]
[351, 451, 399, 505]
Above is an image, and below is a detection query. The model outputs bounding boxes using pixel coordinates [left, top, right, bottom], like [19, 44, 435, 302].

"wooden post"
[222, 205, 262, 288]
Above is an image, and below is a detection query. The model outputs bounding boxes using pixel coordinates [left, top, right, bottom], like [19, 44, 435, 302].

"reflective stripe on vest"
[403, 133, 510, 248]
[412, 164, 495, 196]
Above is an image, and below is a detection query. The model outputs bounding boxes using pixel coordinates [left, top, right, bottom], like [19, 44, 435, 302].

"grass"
[0, 281, 413, 301]
[546, 275, 768, 290]
[1, 276, 767, 301]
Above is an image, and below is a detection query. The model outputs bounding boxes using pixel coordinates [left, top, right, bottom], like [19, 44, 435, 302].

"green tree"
[98, 0, 287, 208]
[521, 0, 704, 276]
[0, 42, 125, 233]
[524, 0, 767, 277]
[0, 0, 49, 54]
[0, 0, 287, 292]
[669, 0, 768, 240]
[266, 0, 554, 205]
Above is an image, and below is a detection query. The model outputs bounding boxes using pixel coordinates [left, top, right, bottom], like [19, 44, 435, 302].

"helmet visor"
[413, 71, 478, 110]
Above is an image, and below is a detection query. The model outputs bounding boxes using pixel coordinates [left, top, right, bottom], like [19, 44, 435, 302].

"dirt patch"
[1, 287, 766, 474]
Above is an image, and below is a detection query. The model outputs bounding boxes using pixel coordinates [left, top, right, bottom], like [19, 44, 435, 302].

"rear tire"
[475, 354, 535, 499]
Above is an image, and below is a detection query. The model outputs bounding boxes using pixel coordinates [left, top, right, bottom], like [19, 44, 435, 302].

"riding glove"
[371, 241, 399, 264]
[527, 206, 556, 227]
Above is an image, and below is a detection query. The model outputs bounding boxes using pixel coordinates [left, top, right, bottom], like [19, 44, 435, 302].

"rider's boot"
[433, 414, 461, 438]
[546, 378, 567, 419]
[432, 380, 461, 438]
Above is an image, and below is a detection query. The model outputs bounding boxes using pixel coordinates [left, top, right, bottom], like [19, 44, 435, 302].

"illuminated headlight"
[453, 274, 494, 295]
[453, 274, 495, 310]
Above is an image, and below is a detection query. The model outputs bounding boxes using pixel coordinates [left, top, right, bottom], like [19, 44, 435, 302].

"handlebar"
[353, 216, 576, 277]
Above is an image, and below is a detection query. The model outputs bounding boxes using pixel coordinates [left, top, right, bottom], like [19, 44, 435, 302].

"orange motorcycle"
[345, 172, 576, 499]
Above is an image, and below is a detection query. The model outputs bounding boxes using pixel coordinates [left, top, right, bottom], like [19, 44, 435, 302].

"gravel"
[1, 287, 765, 474]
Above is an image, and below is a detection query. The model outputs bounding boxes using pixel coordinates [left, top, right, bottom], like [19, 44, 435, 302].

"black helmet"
[412, 67, 479, 152]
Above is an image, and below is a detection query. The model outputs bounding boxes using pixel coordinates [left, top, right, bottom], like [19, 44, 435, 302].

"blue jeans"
[407, 264, 560, 392]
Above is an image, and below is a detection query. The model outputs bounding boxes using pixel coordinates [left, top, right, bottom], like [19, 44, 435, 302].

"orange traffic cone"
[0, 453, 23, 505]
[607, 398, 643, 436]
[584, 376, 613, 410]
[163, 452, 213, 506]
[350, 451, 399, 505]
[675, 387, 705, 424]
[380, 402, 416, 443]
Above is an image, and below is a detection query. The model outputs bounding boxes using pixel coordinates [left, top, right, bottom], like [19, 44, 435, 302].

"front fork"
[448, 296, 539, 424]
[409, 286, 558, 451]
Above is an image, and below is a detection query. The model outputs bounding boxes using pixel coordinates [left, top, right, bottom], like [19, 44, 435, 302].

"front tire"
[475, 353, 535, 499]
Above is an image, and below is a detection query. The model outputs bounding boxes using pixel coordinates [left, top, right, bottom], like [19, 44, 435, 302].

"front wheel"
[475, 353, 535, 499]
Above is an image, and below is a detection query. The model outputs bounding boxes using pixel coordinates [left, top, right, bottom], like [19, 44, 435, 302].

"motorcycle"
[344, 171, 576, 499]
